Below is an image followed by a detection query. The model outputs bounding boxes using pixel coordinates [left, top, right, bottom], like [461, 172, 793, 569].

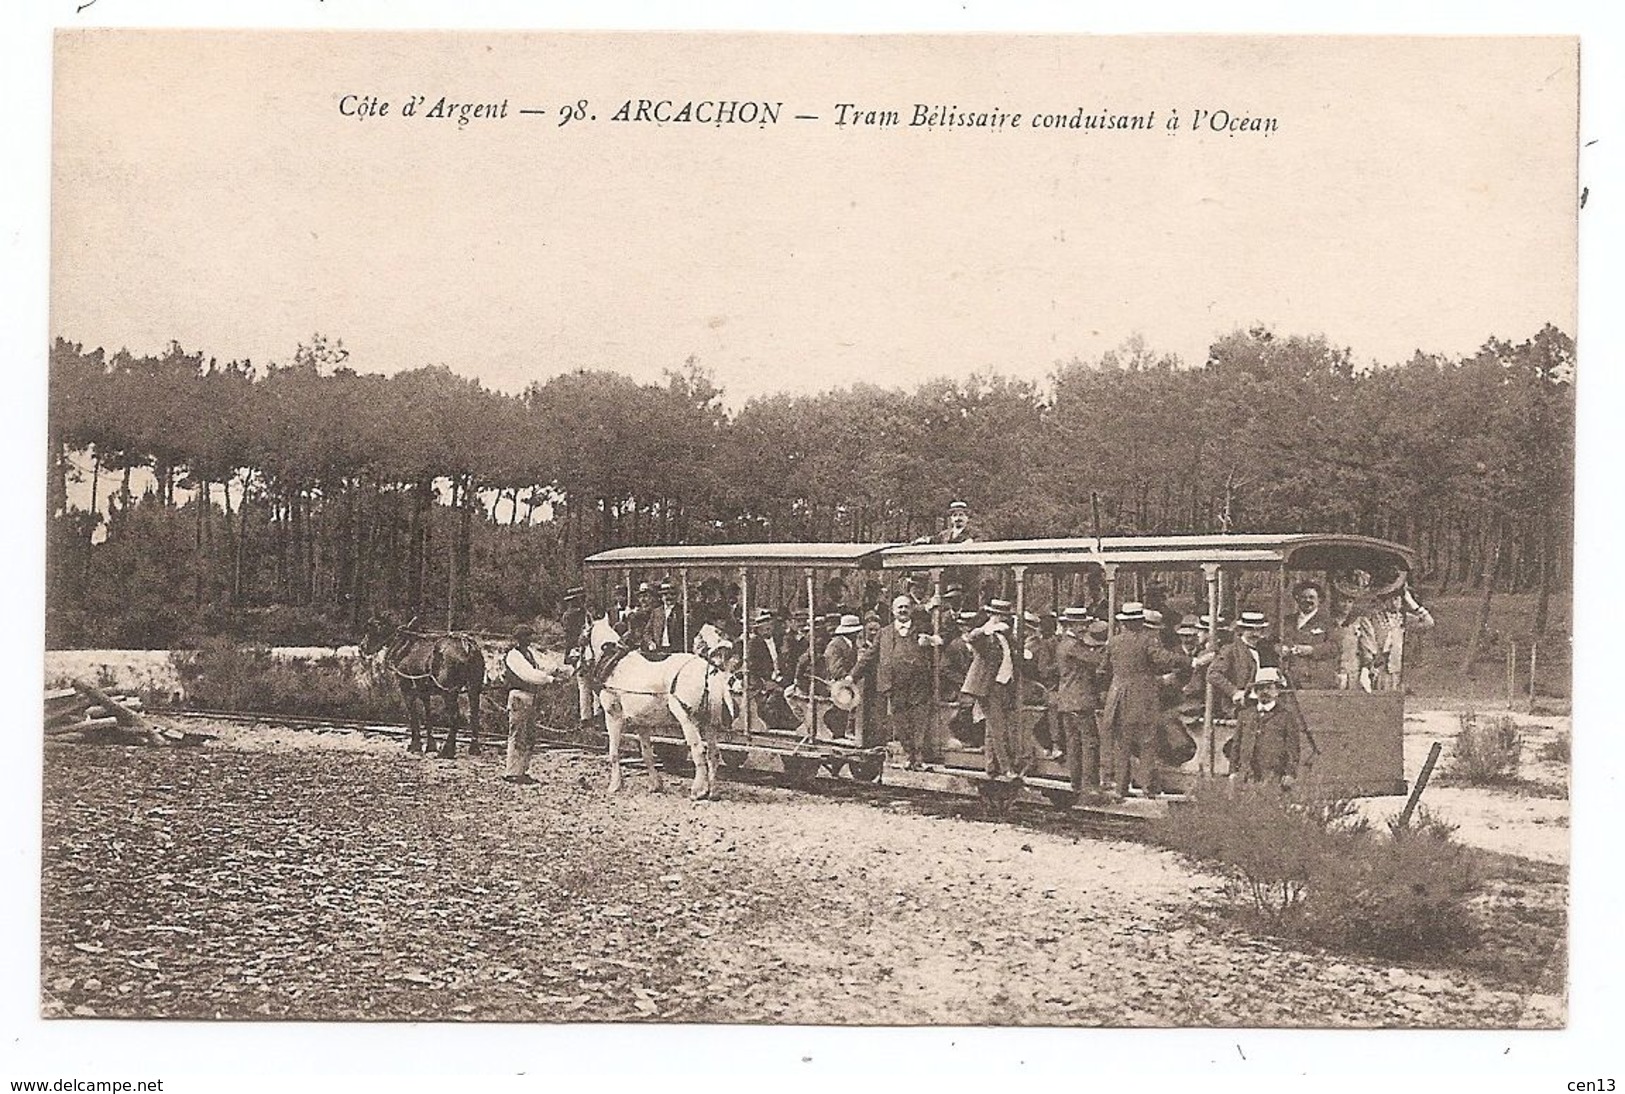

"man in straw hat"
[1100, 601, 1184, 798]
[1207, 610, 1275, 718]
[960, 598, 1034, 781]
[1234, 667, 1302, 786]
[1055, 608, 1108, 790]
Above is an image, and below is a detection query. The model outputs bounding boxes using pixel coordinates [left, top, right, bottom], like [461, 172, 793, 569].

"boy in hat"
[961, 599, 1034, 781]
[502, 624, 567, 784]
[1100, 602, 1184, 798]
[1234, 667, 1301, 786]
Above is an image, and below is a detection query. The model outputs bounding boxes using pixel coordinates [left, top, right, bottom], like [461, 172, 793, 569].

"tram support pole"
[1202, 563, 1222, 776]
[680, 569, 690, 654]
[806, 568, 818, 741]
[738, 566, 751, 734]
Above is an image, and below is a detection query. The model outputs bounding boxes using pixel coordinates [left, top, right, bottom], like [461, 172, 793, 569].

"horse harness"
[384, 627, 483, 692]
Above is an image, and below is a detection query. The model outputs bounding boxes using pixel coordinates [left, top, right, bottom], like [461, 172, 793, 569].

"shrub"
[1449, 711, 1523, 784]
[171, 639, 405, 723]
[1538, 732, 1571, 764]
[1154, 782, 1479, 958]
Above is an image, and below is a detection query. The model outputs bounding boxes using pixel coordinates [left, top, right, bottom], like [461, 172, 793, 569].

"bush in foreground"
[1153, 782, 1479, 959]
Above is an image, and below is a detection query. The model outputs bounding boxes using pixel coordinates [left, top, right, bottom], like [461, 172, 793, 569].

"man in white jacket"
[502, 624, 566, 784]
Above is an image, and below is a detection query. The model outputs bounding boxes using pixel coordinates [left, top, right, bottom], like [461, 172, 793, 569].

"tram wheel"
[847, 756, 884, 784]
[781, 756, 821, 788]
[1041, 788, 1080, 810]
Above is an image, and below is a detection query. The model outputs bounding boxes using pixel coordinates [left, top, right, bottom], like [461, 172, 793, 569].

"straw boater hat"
[986, 598, 1014, 616]
[1142, 608, 1165, 628]
[828, 676, 861, 712]
[562, 586, 585, 603]
[1237, 611, 1271, 630]
[1116, 601, 1146, 622]
[1175, 613, 1202, 636]
[1059, 606, 1093, 627]
[1248, 667, 1285, 693]
[943, 583, 964, 600]
[636, 581, 654, 595]
[751, 608, 776, 627]
[948, 500, 970, 513]
[1023, 610, 1042, 625]
[1082, 620, 1111, 646]
[658, 580, 674, 594]
[833, 614, 863, 636]
[959, 610, 985, 626]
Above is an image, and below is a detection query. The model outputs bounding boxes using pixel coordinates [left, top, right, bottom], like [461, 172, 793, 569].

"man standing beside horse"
[502, 624, 568, 785]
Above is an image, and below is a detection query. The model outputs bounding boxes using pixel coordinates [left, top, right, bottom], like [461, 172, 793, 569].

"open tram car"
[582, 533, 1415, 807]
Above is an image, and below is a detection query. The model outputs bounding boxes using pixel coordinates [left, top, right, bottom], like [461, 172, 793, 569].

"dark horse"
[360, 615, 487, 758]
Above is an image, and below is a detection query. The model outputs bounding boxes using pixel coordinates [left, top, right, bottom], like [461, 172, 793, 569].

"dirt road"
[39, 724, 1563, 1026]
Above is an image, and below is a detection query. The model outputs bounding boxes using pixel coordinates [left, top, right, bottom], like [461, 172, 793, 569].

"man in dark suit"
[1100, 602, 1184, 797]
[1055, 608, 1107, 789]
[1234, 667, 1301, 786]
[856, 593, 940, 768]
[618, 582, 666, 653]
[912, 499, 977, 547]
[743, 608, 795, 729]
[1280, 580, 1339, 689]
[1207, 610, 1273, 718]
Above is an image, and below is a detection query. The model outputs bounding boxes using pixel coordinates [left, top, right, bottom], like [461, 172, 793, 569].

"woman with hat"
[960, 599, 1034, 781]
[1099, 602, 1184, 798]
[1055, 608, 1108, 790]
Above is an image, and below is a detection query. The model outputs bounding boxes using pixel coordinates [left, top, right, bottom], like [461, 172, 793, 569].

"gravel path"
[40, 727, 1563, 1026]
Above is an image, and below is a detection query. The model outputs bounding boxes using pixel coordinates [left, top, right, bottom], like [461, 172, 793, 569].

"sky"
[50, 32, 1578, 405]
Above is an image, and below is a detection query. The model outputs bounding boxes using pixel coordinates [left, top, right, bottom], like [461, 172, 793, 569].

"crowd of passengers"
[580, 501, 1434, 799]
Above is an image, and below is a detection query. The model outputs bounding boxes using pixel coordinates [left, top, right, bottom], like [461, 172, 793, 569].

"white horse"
[583, 617, 736, 799]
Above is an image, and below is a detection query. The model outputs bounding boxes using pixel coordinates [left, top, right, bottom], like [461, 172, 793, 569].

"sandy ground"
[39, 716, 1565, 1027]
[1353, 709, 1570, 866]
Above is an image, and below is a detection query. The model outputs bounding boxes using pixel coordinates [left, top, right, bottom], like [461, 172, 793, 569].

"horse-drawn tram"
[582, 543, 896, 787]
[582, 533, 1416, 808]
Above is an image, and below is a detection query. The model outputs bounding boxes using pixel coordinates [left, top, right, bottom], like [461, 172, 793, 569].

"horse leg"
[637, 728, 664, 794]
[402, 682, 423, 753]
[438, 692, 459, 760]
[666, 695, 710, 801]
[422, 690, 438, 755]
[704, 721, 722, 801]
[604, 695, 626, 794]
[466, 681, 483, 755]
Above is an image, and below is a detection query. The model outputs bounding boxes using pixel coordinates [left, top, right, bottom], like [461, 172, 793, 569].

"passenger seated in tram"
[743, 608, 796, 728]
[690, 576, 734, 639]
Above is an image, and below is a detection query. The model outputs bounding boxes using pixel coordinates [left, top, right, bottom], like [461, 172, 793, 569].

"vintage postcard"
[15, 16, 1605, 1086]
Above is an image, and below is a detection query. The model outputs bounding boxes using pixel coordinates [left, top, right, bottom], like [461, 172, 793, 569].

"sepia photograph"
[8, 6, 1618, 1086]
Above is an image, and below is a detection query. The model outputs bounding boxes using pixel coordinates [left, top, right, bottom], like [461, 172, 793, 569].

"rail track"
[162, 707, 1154, 838]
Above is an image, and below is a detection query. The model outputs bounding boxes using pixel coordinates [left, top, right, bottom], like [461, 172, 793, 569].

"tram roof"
[880, 534, 1415, 572]
[584, 542, 898, 570]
